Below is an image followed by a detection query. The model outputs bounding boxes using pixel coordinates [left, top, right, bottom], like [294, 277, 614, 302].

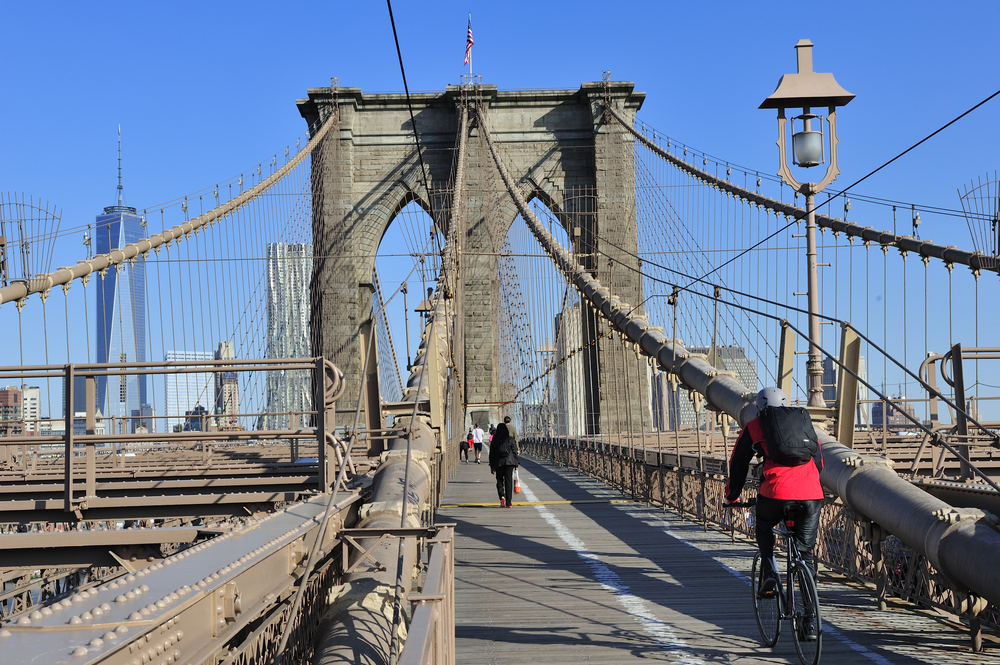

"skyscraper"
[553, 304, 586, 437]
[215, 341, 240, 429]
[264, 243, 313, 430]
[164, 350, 214, 432]
[95, 130, 148, 425]
[661, 345, 758, 430]
[20, 385, 40, 433]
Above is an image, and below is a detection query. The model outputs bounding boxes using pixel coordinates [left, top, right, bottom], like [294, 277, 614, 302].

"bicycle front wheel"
[752, 551, 780, 647]
[791, 563, 822, 665]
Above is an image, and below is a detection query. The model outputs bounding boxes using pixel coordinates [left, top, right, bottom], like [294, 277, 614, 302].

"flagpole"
[468, 13, 472, 76]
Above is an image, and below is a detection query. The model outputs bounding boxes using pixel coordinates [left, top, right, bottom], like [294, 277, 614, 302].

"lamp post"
[760, 39, 855, 408]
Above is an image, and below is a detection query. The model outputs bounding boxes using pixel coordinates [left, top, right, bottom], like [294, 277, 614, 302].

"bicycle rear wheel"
[752, 551, 780, 647]
[790, 563, 822, 665]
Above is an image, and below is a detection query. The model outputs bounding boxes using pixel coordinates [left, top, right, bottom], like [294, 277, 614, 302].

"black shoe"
[758, 573, 778, 598]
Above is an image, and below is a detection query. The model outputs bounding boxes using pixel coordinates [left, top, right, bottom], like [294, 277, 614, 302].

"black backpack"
[495, 435, 510, 458]
[757, 406, 819, 466]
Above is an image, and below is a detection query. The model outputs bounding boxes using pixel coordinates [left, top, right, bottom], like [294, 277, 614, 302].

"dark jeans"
[495, 465, 515, 504]
[755, 496, 823, 576]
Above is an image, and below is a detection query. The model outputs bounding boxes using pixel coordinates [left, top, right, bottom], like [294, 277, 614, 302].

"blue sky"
[3, 1, 999, 417]
[4, 1, 999, 229]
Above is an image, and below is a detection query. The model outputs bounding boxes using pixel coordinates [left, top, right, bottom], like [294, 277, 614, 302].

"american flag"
[464, 16, 474, 65]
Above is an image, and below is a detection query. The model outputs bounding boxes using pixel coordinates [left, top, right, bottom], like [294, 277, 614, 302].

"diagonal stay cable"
[606, 87, 1000, 289]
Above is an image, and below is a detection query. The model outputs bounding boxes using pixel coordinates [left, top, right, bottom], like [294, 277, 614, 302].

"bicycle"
[727, 498, 823, 665]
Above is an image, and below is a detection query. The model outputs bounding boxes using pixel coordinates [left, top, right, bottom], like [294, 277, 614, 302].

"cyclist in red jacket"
[724, 387, 824, 595]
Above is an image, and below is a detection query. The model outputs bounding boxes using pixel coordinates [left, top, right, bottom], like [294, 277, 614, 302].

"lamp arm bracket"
[775, 112, 803, 191]
[812, 108, 842, 192]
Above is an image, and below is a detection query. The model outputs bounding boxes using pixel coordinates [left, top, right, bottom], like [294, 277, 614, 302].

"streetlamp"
[760, 39, 854, 408]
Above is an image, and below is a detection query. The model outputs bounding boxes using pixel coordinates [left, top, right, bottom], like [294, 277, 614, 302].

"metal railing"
[522, 436, 999, 648]
[0, 358, 348, 519]
[397, 525, 456, 665]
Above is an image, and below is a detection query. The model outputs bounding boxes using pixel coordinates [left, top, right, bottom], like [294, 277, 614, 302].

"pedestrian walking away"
[471, 423, 485, 464]
[461, 429, 472, 463]
[488, 416, 520, 507]
[723, 387, 824, 620]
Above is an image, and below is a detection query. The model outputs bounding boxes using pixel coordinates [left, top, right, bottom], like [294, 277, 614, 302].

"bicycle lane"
[538, 460, 995, 665]
[441, 455, 776, 664]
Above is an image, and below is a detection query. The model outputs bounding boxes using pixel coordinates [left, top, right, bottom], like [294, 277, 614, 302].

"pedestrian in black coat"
[489, 419, 519, 507]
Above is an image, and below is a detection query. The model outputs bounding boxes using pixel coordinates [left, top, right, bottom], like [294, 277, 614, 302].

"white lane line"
[518, 478, 704, 664]
[617, 506, 895, 665]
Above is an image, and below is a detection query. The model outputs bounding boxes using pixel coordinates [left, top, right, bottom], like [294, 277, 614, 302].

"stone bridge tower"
[297, 81, 648, 435]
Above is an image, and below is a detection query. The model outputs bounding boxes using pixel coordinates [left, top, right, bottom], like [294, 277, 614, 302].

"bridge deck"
[438, 454, 994, 664]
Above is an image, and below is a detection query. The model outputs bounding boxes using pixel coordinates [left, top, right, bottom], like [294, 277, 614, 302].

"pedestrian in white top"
[472, 424, 485, 464]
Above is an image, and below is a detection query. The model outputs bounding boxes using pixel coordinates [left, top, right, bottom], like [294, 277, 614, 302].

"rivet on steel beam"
[125, 592, 136, 600]
[89, 638, 104, 648]
[116, 625, 129, 634]
[72, 646, 88, 657]
[0, 629, 10, 637]
[129, 612, 142, 621]
[17, 617, 31, 625]
[81, 612, 93, 621]
[42, 608, 53, 616]
[69, 616, 83, 624]
[52, 603, 63, 611]
[103, 632, 118, 641]
[92, 607, 104, 617]
[101, 603, 111, 611]
[140, 585, 149, 593]
[30, 611, 43, 620]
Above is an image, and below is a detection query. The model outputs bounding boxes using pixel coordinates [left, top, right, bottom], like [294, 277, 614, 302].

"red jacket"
[725, 417, 823, 501]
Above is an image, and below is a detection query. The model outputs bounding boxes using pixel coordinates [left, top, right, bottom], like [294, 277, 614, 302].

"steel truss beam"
[0, 493, 361, 665]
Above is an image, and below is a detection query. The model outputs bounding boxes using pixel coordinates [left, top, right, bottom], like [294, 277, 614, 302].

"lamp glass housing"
[791, 113, 825, 167]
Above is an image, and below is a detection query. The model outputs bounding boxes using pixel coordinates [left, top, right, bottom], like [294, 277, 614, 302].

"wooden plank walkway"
[438, 454, 996, 664]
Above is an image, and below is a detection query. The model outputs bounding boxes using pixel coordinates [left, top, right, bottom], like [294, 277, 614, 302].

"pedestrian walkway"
[437, 454, 994, 664]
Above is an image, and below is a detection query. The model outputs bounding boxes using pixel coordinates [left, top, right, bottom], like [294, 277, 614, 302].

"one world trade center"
[95, 130, 149, 431]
